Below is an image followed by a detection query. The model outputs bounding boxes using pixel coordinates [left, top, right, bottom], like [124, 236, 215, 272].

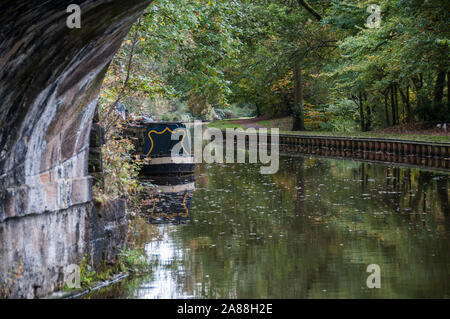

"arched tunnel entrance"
[0, 0, 151, 298]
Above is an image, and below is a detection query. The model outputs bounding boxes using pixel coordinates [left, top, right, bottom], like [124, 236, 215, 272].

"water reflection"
[142, 175, 195, 224]
[85, 155, 450, 299]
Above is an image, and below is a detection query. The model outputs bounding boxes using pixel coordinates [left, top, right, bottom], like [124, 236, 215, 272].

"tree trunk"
[447, 72, 450, 112]
[406, 86, 411, 121]
[359, 92, 365, 131]
[365, 92, 371, 131]
[434, 70, 446, 106]
[296, 0, 322, 21]
[447, 72, 450, 111]
[292, 62, 305, 131]
[255, 102, 261, 117]
[384, 90, 390, 126]
[390, 83, 397, 125]
[394, 83, 400, 124]
[399, 86, 412, 123]
[412, 75, 424, 109]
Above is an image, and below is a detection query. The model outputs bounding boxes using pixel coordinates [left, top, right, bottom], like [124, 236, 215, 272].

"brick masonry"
[0, 1, 151, 298]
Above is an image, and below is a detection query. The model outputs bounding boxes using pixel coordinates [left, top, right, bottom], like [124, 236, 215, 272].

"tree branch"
[296, 0, 322, 21]
[101, 19, 141, 129]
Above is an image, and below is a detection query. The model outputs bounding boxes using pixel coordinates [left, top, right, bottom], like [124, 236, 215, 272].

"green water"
[85, 155, 450, 299]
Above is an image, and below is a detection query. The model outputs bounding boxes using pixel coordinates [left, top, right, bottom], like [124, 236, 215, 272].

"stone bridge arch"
[0, 0, 151, 298]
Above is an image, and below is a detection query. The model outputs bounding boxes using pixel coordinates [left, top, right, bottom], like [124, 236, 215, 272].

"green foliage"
[63, 248, 152, 291]
[93, 132, 146, 211]
[119, 248, 152, 274]
[78, 256, 97, 288]
[328, 0, 449, 128]
[101, 0, 450, 135]
[139, 0, 242, 107]
[226, 0, 334, 119]
[62, 256, 115, 290]
[325, 100, 359, 132]
[414, 102, 450, 122]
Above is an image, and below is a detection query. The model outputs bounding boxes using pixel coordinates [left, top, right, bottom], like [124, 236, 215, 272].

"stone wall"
[0, 204, 91, 298]
[88, 199, 128, 270]
[0, 1, 151, 298]
[89, 110, 105, 187]
[0, 198, 128, 298]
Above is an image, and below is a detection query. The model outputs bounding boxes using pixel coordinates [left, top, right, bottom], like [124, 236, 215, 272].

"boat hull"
[140, 155, 195, 175]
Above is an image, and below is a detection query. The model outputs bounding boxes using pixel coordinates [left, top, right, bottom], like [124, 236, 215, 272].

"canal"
[83, 154, 450, 299]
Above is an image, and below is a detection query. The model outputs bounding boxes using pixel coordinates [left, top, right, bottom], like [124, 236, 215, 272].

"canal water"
[83, 154, 449, 299]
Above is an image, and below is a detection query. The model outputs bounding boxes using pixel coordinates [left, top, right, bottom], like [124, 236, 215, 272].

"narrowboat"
[125, 121, 195, 175]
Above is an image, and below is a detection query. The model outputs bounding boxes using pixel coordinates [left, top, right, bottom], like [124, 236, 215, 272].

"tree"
[329, 0, 450, 125]
[102, 0, 450, 130]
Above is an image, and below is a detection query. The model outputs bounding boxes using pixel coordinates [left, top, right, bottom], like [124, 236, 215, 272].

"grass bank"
[206, 119, 244, 130]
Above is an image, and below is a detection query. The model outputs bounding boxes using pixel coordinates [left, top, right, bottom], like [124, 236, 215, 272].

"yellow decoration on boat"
[146, 126, 189, 157]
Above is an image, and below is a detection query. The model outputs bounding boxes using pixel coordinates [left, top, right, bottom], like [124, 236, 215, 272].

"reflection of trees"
[315, 163, 450, 297]
[294, 157, 305, 216]
[436, 175, 449, 218]
[163, 157, 450, 298]
[410, 171, 432, 214]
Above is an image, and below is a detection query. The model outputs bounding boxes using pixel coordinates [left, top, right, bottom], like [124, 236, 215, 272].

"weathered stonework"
[88, 199, 128, 270]
[0, 1, 151, 298]
[0, 198, 128, 298]
[0, 204, 90, 298]
[88, 110, 105, 187]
